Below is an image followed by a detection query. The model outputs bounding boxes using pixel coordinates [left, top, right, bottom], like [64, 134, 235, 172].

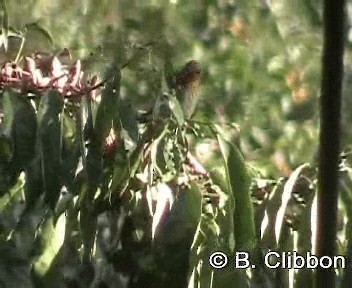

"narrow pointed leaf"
[216, 134, 255, 251]
[37, 90, 63, 209]
[1, 91, 36, 193]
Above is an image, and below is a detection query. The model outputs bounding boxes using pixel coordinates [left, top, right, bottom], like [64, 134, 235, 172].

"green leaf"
[79, 95, 92, 166]
[154, 184, 202, 288]
[168, 95, 184, 126]
[118, 96, 138, 151]
[274, 163, 309, 243]
[0, 0, 9, 50]
[216, 134, 256, 252]
[3, 92, 37, 169]
[181, 184, 203, 231]
[79, 193, 97, 261]
[155, 183, 202, 245]
[260, 179, 285, 249]
[77, 68, 121, 260]
[37, 90, 63, 209]
[150, 124, 168, 178]
[33, 214, 66, 276]
[164, 59, 175, 90]
[109, 122, 156, 197]
[1, 91, 37, 193]
[93, 66, 121, 147]
[212, 269, 248, 288]
[60, 111, 80, 188]
[24, 157, 43, 208]
[0, 172, 24, 211]
[0, 134, 12, 163]
[80, 94, 103, 191]
[25, 22, 53, 46]
[85, 144, 103, 189]
[109, 145, 129, 195]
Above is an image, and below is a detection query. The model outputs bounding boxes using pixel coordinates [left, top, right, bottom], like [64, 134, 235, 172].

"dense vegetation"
[0, 0, 351, 287]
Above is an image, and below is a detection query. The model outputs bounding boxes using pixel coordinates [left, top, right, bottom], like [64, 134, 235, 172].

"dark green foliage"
[0, 1, 351, 288]
[37, 90, 63, 208]
[1, 92, 37, 194]
[217, 134, 255, 251]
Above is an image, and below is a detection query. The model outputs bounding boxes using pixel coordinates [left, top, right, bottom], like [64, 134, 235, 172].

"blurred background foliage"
[2, 0, 334, 177]
[1, 0, 352, 287]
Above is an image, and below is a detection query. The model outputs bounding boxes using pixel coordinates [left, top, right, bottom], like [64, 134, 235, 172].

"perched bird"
[140, 60, 201, 122]
[174, 60, 201, 119]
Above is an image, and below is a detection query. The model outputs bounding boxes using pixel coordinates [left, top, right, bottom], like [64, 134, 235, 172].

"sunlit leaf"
[169, 95, 184, 126]
[216, 133, 255, 251]
[151, 182, 174, 239]
[274, 163, 309, 243]
[33, 214, 66, 276]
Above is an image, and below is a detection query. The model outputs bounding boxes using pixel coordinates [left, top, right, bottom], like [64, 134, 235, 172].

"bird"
[174, 60, 201, 119]
[139, 60, 201, 123]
